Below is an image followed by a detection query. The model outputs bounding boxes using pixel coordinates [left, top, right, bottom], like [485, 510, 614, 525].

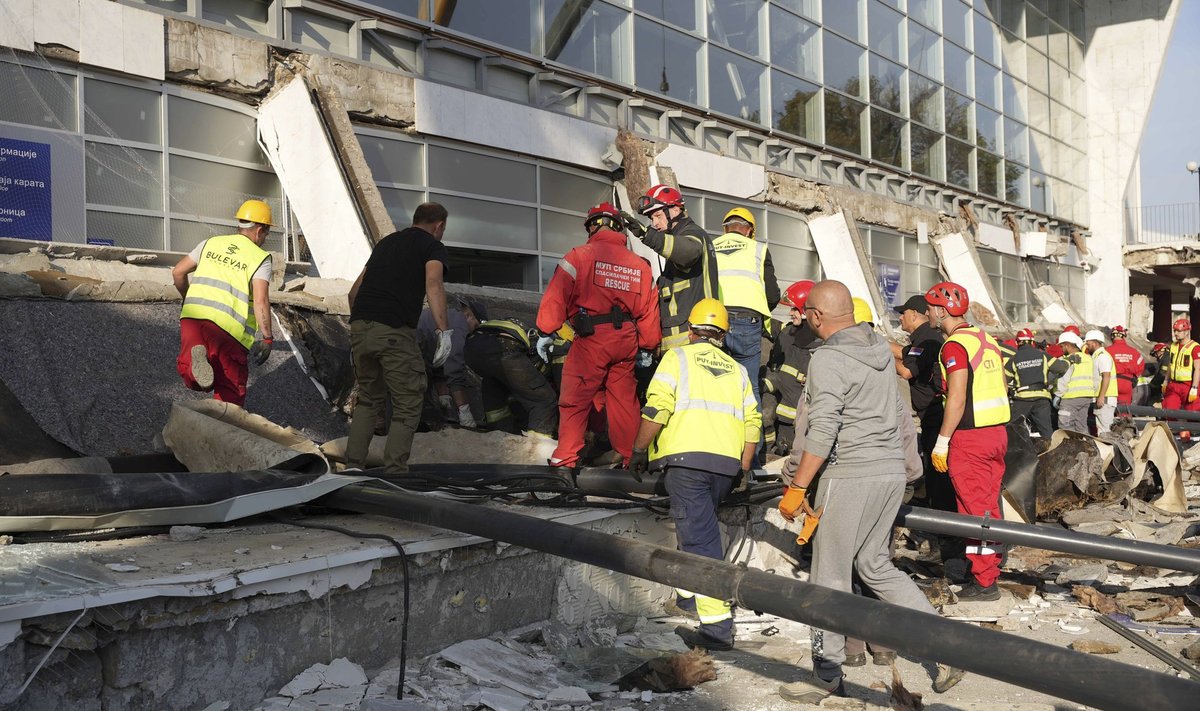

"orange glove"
[931, 435, 951, 473]
[779, 485, 808, 522]
[1191, 387, 1199, 404]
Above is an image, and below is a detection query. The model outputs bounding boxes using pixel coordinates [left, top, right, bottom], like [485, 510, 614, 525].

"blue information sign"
[0, 137, 53, 241]
[876, 261, 902, 307]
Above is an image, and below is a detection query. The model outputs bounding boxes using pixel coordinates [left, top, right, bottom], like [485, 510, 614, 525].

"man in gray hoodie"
[777, 280, 963, 703]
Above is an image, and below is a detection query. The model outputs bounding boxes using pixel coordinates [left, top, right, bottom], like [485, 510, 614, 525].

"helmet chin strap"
[666, 207, 685, 232]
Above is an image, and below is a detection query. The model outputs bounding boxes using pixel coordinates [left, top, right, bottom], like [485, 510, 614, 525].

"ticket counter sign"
[0, 137, 52, 241]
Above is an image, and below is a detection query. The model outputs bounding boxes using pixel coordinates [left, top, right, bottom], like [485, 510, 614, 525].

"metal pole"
[1117, 404, 1200, 422]
[321, 483, 1200, 711]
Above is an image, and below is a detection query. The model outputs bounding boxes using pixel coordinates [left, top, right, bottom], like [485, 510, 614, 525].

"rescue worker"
[1147, 342, 1170, 406]
[621, 185, 717, 350]
[926, 282, 1009, 602]
[711, 207, 781, 409]
[777, 280, 963, 701]
[464, 317, 557, 437]
[1084, 330, 1118, 435]
[1052, 331, 1094, 433]
[537, 202, 660, 470]
[763, 280, 820, 455]
[172, 199, 276, 407]
[629, 298, 759, 651]
[419, 297, 483, 428]
[1163, 319, 1200, 412]
[1004, 328, 1053, 439]
[1108, 325, 1145, 406]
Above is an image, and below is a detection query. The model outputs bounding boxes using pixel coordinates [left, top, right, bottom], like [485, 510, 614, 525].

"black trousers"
[464, 334, 558, 436]
[1011, 397, 1053, 440]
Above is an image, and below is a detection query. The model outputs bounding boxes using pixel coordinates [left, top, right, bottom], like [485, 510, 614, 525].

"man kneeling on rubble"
[777, 280, 964, 703]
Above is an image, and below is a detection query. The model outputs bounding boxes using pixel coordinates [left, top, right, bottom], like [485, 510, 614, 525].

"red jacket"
[1107, 340, 1145, 383]
[536, 229, 661, 350]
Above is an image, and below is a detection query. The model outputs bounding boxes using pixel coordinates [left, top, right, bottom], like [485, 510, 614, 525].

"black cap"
[466, 299, 488, 322]
[894, 294, 929, 315]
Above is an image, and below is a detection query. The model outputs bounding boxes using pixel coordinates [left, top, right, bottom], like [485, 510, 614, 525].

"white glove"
[438, 394, 455, 417]
[432, 329, 454, 367]
[457, 403, 476, 428]
[536, 334, 554, 363]
[931, 434, 951, 473]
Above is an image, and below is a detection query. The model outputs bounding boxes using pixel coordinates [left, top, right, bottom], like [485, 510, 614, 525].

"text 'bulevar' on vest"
[180, 234, 269, 349]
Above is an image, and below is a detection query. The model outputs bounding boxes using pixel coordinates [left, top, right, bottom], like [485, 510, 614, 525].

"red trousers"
[1162, 381, 1200, 412]
[178, 318, 249, 406]
[948, 425, 1008, 587]
[550, 325, 638, 467]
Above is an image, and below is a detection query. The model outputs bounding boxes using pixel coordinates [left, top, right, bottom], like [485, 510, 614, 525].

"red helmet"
[1016, 328, 1035, 341]
[585, 202, 621, 230]
[637, 184, 685, 215]
[780, 280, 815, 310]
[924, 281, 970, 317]
[1174, 318, 1192, 332]
[1063, 324, 1081, 336]
[1152, 342, 1169, 356]
[1111, 325, 1128, 338]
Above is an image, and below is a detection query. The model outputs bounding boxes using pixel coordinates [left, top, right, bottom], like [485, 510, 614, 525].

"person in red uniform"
[1045, 324, 1080, 359]
[1163, 318, 1200, 412]
[1107, 325, 1145, 406]
[926, 281, 1010, 602]
[536, 202, 661, 469]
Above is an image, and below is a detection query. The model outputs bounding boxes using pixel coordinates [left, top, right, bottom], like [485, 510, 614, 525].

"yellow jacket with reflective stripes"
[1091, 346, 1119, 398]
[180, 234, 269, 349]
[1168, 341, 1198, 383]
[642, 341, 762, 476]
[712, 232, 769, 316]
[475, 319, 532, 350]
[1061, 351, 1096, 399]
[939, 326, 1010, 429]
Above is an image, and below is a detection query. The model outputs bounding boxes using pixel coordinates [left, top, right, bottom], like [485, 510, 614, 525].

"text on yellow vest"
[712, 232, 769, 316]
[938, 326, 1010, 429]
[180, 234, 269, 349]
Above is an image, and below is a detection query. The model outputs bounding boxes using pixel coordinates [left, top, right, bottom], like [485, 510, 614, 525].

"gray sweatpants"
[1057, 398, 1091, 433]
[810, 472, 939, 675]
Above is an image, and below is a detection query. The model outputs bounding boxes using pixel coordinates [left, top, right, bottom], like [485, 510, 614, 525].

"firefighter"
[1164, 318, 1200, 412]
[1147, 342, 1170, 406]
[536, 202, 660, 470]
[1004, 328, 1053, 440]
[621, 185, 718, 350]
[1108, 325, 1145, 406]
[629, 298, 759, 651]
[1084, 330, 1118, 436]
[464, 317, 557, 438]
[926, 282, 1010, 602]
[763, 280, 820, 456]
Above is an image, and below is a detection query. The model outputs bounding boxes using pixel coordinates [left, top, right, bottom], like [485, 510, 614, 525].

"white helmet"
[1084, 329, 1106, 344]
[1058, 331, 1083, 347]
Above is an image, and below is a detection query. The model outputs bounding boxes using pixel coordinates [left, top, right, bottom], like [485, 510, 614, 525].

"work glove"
[536, 334, 554, 363]
[457, 403, 476, 428]
[778, 485, 808, 522]
[636, 350, 654, 369]
[627, 448, 649, 482]
[438, 394, 455, 417]
[432, 329, 454, 368]
[250, 337, 273, 366]
[1191, 387, 1199, 404]
[931, 434, 951, 473]
[1052, 395, 1062, 409]
[620, 211, 647, 239]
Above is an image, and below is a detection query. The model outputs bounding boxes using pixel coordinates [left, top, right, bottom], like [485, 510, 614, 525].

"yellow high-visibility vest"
[180, 234, 269, 349]
[938, 326, 1010, 429]
[1169, 341, 1197, 383]
[712, 232, 769, 316]
[642, 341, 762, 476]
[1061, 351, 1096, 399]
[1091, 346, 1119, 398]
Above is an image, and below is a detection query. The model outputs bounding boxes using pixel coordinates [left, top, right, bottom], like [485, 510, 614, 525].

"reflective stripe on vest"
[1011, 346, 1050, 400]
[776, 402, 798, 421]
[180, 234, 268, 349]
[477, 319, 532, 350]
[1092, 347, 1119, 398]
[939, 326, 1010, 429]
[779, 363, 806, 383]
[658, 227, 718, 340]
[713, 232, 769, 315]
[1170, 341, 1197, 383]
[1062, 351, 1096, 399]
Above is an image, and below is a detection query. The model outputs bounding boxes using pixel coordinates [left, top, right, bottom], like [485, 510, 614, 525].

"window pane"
[1002, 74, 1026, 121]
[86, 142, 163, 210]
[770, 6, 820, 81]
[634, 17, 702, 103]
[766, 210, 815, 251]
[870, 109, 905, 168]
[908, 22, 941, 81]
[975, 59, 999, 108]
[708, 47, 765, 122]
[945, 89, 971, 140]
[868, 54, 903, 113]
[1000, 0, 1023, 35]
[1002, 30, 1026, 79]
[823, 0, 862, 41]
[428, 146, 535, 202]
[168, 155, 280, 219]
[709, 0, 761, 56]
[1027, 90, 1049, 134]
[911, 124, 943, 179]
[540, 167, 611, 211]
[357, 0, 423, 18]
[1026, 8, 1049, 54]
[910, 73, 942, 129]
[1048, 22, 1069, 68]
[290, 10, 351, 55]
[943, 0, 971, 48]
[769, 241, 822, 282]
[868, 1, 903, 63]
[434, 194, 537, 251]
[774, 0, 820, 21]
[974, 12, 998, 65]
[435, 0, 537, 54]
[358, 134, 423, 185]
[0, 63, 77, 131]
[976, 104, 1000, 151]
[635, 0, 697, 31]
[943, 42, 971, 95]
[84, 79, 161, 144]
[377, 186, 426, 228]
[771, 70, 820, 140]
[824, 32, 864, 98]
[87, 210, 164, 250]
[540, 209, 586, 255]
[447, 247, 537, 290]
[203, 0, 271, 36]
[946, 137, 972, 188]
[130, 0, 188, 10]
[1004, 117, 1028, 163]
[977, 149, 1001, 197]
[168, 96, 267, 166]
[170, 219, 221, 254]
[909, 0, 940, 30]
[545, 0, 628, 81]
[824, 93, 866, 156]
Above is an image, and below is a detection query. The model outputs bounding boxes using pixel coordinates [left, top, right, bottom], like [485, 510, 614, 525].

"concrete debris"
[105, 563, 141, 572]
[1070, 640, 1121, 655]
[1070, 586, 1188, 622]
[438, 638, 559, 698]
[163, 399, 329, 473]
[323, 428, 558, 468]
[544, 685, 592, 703]
[169, 525, 205, 542]
[1182, 640, 1200, 660]
[278, 659, 368, 699]
[0, 271, 41, 297]
[1055, 565, 1109, 587]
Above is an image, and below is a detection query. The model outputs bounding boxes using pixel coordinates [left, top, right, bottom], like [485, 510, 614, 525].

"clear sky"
[1138, 0, 1200, 208]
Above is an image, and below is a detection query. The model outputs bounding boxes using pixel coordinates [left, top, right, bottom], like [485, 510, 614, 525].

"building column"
[1152, 287, 1173, 340]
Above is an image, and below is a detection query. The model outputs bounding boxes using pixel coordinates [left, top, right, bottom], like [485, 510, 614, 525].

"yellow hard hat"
[555, 322, 575, 342]
[722, 207, 756, 235]
[688, 297, 729, 332]
[852, 297, 873, 325]
[236, 199, 273, 226]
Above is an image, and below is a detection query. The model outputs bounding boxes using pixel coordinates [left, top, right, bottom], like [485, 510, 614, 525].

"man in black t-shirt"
[346, 202, 451, 472]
